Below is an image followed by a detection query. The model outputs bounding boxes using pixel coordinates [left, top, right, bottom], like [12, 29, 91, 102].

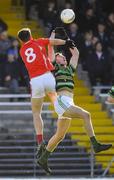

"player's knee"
[32, 103, 42, 113]
[83, 111, 91, 120]
[31, 99, 43, 113]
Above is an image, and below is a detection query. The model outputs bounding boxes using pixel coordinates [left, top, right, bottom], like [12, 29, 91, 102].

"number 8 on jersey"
[25, 48, 36, 63]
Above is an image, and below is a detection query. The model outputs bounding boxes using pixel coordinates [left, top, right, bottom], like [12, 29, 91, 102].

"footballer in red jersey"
[17, 28, 68, 173]
[20, 37, 55, 79]
[18, 28, 76, 174]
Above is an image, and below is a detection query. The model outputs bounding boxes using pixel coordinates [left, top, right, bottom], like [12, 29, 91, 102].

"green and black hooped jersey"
[52, 61, 76, 92]
[108, 86, 114, 98]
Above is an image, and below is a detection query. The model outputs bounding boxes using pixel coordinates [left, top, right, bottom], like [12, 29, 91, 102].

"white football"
[60, 9, 75, 24]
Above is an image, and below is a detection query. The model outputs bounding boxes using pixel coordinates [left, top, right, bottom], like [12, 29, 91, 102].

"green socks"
[39, 149, 51, 163]
[43, 149, 51, 159]
[90, 136, 99, 148]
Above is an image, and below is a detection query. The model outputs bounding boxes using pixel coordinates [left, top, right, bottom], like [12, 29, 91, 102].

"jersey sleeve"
[37, 38, 49, 46]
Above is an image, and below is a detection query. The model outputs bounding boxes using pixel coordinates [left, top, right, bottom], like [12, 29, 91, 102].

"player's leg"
[48, 92, 57, 104]
[107, 86, 114, 103]
[31, 97, 46, 160]
[37, 117, 71, 174]
[31, 98, 44, 141]
[63, 105, 94, 137]
[63, 105, 112, 153]
[45, 72, 57, 104]
[30, 76, 46, 159]
[46, 117, 71, 151]
[36, 72, 57, 173]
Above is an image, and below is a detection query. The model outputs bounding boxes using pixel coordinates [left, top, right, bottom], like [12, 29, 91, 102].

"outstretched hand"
[69, 47, 79, 57]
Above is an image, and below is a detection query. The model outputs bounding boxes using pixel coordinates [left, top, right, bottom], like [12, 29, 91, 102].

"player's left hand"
[65, 39, 75, 48]
[69, 47, 79, 56]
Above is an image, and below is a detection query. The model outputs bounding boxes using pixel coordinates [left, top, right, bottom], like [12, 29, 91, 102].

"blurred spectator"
[80, 31, 93, 69]
[64, 0, 73, 9]
[25, 0, 37, 20]
[0, 30, 13, 86]
[85, 0, 103, 18]
[43, 1, 58, 36]
[9, 38, 20, 60]
[87, 0, 98, 10]
[58, 0, 73, 13]
[107, 13, 114, 83]
[29, 4, 38, 20]
[36, 0, 47, 20]
[107, 12, 114, 34]
[0, 18, 8, 32]
[8, 38, 30, 88]
[4, 51, 20, 94]
[68, 23, 83, 50]
[91, 36, 99, 46]
[101, 0, 114, 14]
[75, 0, 102, 13]
[86, 41, 111, 86]
[79, 7, 97, 32]
[95, 22, 110, 50]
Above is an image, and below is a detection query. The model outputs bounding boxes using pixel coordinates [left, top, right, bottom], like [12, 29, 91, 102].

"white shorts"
[54, 95, 74, 117]
[30, 72, 56, 98]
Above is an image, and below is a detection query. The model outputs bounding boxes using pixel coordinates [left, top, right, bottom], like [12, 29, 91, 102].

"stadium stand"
[0, 89, 105, 177]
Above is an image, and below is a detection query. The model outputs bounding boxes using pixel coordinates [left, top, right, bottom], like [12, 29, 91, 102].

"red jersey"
[20, 38, 54, 79]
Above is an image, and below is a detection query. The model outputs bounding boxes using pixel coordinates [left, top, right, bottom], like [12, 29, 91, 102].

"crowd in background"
[25, 0, 114, 87]
[0, 20, 29, 93]
[0, 0, 114, 93]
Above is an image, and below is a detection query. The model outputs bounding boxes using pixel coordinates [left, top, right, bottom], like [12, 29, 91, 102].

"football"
[60, 9, 75, 24]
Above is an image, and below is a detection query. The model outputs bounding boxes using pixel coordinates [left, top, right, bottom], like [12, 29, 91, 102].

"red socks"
[36, 134, 43, 144]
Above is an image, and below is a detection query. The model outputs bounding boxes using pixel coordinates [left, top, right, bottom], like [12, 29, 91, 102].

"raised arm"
[69, 47, 79, 69]
[48, 31, 55, 62]
[49, 38, 66, 46]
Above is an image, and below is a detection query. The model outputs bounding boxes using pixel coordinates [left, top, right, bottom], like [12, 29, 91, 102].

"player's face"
[56, 54, 67, 65]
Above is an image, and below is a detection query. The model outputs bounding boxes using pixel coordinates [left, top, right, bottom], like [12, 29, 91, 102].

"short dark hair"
[55, 52, 63, 57]
[17, 28, 31, 42]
